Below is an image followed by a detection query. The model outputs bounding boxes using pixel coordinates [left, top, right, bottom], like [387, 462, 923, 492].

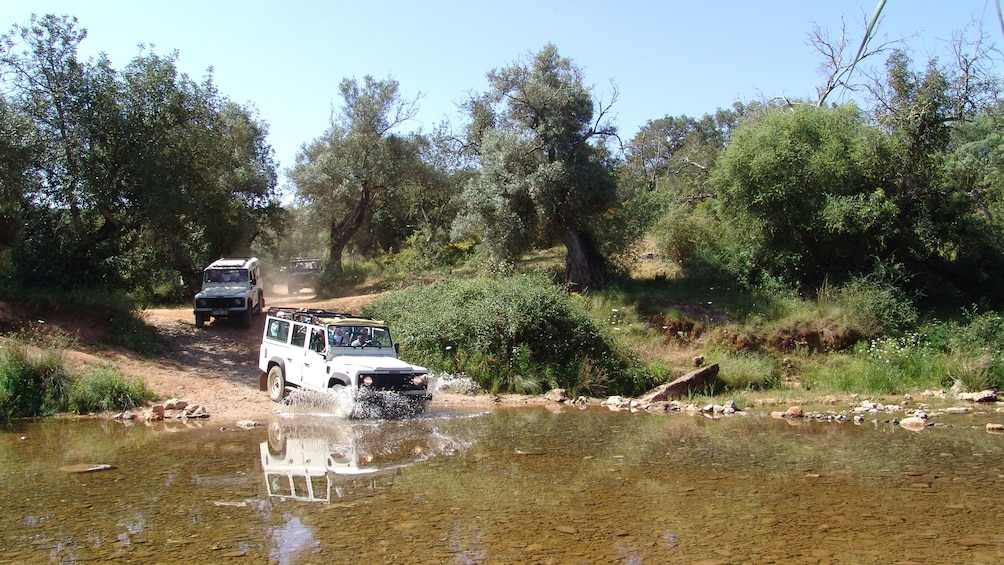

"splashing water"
[274, 373, 480, 420]
[429, 373, 483, 395]
[280, 388, 356, 419]
[279, 387, 428, 420]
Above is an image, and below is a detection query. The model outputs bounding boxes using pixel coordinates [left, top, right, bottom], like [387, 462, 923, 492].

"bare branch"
[809, 7, 907, 107]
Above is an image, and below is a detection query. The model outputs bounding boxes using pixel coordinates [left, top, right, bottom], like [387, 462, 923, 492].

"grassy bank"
[2, 245, 1002, 417]
[0, 335, 156, 420]
[357, 247, 1004, 403]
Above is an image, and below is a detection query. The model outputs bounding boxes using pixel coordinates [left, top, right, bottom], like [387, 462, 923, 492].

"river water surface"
[1, 404, 1003, 564]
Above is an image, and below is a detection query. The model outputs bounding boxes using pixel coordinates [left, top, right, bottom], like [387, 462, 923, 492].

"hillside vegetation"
[2, 15, 1004, 418]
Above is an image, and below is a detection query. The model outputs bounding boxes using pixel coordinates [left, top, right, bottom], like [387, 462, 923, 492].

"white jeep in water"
[193, 257, 265, 328]
[258, 308, 432, 416]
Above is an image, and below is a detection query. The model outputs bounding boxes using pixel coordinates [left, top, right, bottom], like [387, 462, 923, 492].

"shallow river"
[1, 403, 1003, 564]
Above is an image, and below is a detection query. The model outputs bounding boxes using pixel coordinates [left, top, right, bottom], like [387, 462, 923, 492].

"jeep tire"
[195, 313, 207, 328]
[267, 365, 286, 402]
[241, 307, 253, 329]
[267, 421, 286, 454]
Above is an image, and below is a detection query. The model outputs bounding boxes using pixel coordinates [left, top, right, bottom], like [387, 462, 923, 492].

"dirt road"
[68, 287, 382, 423]
[66, 286, 518, 424]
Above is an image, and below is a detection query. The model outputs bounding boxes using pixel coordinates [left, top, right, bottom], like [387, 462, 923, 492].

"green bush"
[68, 367, 157, 414]
[715, 352, 782, 390]
[921, 308, 1004, 391]
[366, 274, 643, 396]
[0, 343, 71, 418]
[801, 337, 944, 395]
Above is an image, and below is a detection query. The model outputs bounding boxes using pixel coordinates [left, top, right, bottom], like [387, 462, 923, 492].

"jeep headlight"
[233, 298, 243, 307]
[412, 374, 428, 387]
[195, 298, 207, 308]
[361, 376, 374, 387]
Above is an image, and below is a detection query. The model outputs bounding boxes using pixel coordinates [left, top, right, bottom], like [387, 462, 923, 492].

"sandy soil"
[59, 285, 537, 424]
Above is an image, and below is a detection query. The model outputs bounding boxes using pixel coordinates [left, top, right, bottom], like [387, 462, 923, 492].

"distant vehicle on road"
[193, 257, 264, 328]
[286, 259, 320, 295]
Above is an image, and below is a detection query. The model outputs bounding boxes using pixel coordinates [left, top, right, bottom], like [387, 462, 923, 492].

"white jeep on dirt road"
[193, 257, 265, 328]
[258, 308, 432, 416]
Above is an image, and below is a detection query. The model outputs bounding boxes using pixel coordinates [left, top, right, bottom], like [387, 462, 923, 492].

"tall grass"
[68, 366, 157, 414]
[0, 341, 156, 419]
[0, 343, 72, 418]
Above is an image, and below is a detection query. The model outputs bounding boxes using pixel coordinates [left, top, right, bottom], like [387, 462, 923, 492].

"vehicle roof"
[207, 257, 258, 269]
[267, 308, 384, 326]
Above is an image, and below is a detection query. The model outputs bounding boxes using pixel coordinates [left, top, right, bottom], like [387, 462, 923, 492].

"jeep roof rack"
[267, 307, 376, 323]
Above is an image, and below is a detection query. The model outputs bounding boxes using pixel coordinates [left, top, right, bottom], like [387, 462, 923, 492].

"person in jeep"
[350, 328, 371, 347]
[330, 327, 347, 346]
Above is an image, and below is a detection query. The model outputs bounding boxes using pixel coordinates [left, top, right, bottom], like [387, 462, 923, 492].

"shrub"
[68, 367, 157, 414]
[366, 274, 641, 396]
[922, 308, 1004, 391]
[832, 276, 917, 335]
[0, 343, 71, 419]
[715, 352, 782, 390]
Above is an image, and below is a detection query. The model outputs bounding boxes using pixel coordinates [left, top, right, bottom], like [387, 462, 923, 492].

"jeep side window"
[291, 323, 307, 348]
[267, 319, 290, 342]
[309, 328, 325, 353]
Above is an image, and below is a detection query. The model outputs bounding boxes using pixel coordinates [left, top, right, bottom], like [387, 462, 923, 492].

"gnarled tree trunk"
[326, 185, 373, 277]
[562, 228, 607, 291]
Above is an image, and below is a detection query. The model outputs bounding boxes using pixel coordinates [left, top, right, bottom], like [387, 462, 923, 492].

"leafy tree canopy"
[0, 14, 279, 294]
[455, 44, 619, 289]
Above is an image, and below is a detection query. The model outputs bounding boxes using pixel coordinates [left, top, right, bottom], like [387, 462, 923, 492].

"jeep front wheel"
[267, 365, 286, 402]
[195, 314, 207, 328]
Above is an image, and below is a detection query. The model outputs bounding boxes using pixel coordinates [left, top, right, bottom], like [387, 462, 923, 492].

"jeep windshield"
[327, 324, 393, 348]
[204, 268, 249, 284]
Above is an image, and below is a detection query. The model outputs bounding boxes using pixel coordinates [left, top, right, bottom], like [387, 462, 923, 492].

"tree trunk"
[326, 185, 373, 277]
[562, 228, 607, 291]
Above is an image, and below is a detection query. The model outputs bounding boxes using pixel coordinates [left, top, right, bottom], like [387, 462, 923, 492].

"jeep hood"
[332, 355, 428, 374]
[196, 284, 250, 298]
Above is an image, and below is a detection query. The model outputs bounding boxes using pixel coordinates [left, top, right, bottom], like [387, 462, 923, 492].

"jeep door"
[285, 323, 309, 387]
[301, 327, 329, 389]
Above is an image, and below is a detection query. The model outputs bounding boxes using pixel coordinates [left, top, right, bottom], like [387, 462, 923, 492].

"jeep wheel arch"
[327, 375, 350, 388]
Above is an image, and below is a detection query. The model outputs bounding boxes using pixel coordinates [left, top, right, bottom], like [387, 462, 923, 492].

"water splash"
[429, 373, 483, 395]
[280, 388, 354, 418]
[279, 387, 426, 420]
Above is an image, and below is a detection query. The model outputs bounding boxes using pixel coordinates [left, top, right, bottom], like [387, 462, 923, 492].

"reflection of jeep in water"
[260, 417, 457, 503]
[258, 308, 432, 416]
[193, 257, 265, 328]
[286, 259, 320, 295]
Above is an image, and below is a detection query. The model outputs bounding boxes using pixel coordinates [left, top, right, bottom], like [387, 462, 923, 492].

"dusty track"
[62, 285, 525, 424]
[65, 286, 383, 423]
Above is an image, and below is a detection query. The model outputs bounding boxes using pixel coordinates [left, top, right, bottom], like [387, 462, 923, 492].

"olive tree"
[289, 76, 425, 280]
[0, 14, 279, 292]
[454, 44, 619, 290]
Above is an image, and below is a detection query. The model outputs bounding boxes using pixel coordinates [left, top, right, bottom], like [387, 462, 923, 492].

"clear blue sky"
[0, 1, 996, 188]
